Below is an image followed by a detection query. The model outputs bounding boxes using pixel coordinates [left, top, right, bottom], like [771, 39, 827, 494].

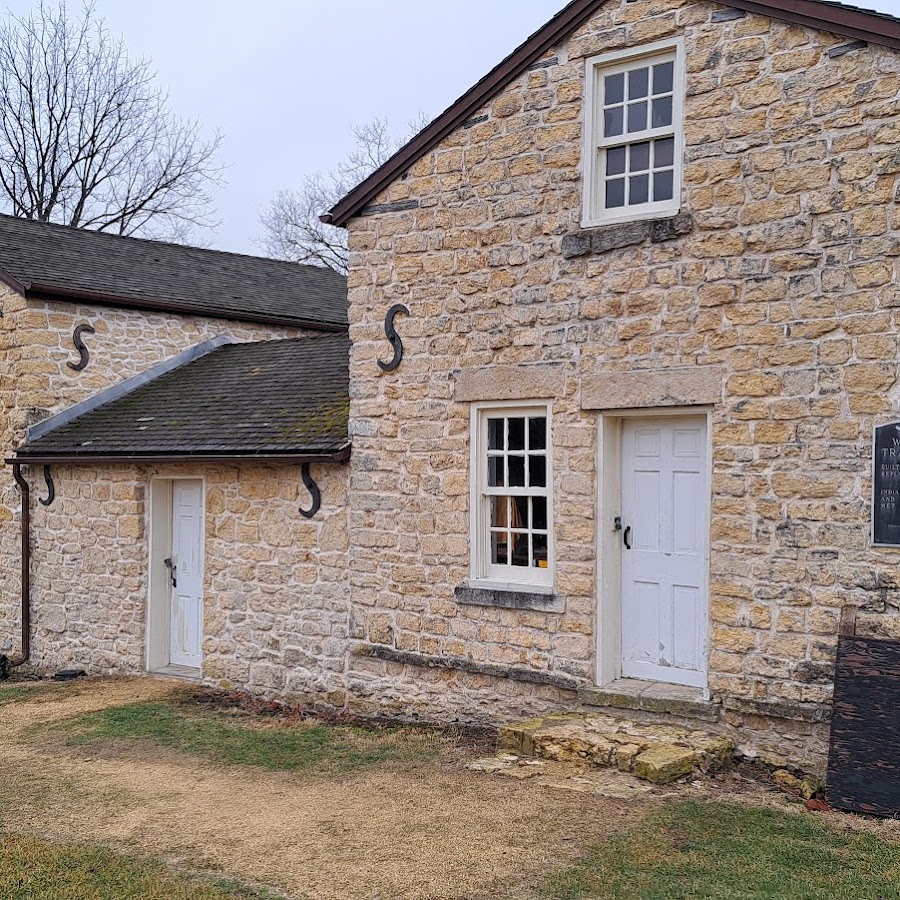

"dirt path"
[0, 678, 649, 900]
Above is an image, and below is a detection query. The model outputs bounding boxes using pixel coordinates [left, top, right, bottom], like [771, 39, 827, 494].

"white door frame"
[595, 408, 713, 695]
[146, 476, 205, 673]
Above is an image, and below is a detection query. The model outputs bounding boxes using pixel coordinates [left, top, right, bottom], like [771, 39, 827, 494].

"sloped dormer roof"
[12, 335, 351, 462]
[0, 214, 348, 331]
[324, 0, 900, 228]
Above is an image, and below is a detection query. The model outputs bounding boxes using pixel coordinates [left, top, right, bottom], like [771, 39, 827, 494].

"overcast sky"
[3, 0, 899, 253]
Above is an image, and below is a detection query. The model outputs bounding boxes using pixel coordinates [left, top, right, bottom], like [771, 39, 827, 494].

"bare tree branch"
[0, 1, 222, 241]
[257, 114, 430, 275]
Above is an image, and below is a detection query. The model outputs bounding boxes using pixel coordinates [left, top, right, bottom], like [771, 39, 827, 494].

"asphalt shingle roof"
[16, 335, 350, 460]
[0, 214, 347, 329]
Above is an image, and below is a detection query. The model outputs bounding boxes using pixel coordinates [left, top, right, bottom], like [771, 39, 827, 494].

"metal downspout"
[1, 463, 31, 677]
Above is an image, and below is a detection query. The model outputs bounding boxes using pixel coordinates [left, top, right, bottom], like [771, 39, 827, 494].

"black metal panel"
[377, 304, 410, 372]
[298, 462, 321, 519]
[827, 633, 900, 816]
[66, 323, 96, 372]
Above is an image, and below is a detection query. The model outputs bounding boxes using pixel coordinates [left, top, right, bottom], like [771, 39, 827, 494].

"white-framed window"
[582, 39, 685, 228]
[469, 403, 553, 590]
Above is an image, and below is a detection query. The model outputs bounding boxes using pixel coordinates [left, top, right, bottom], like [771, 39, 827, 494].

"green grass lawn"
[52, 700, 442, 775]
[0, 834, 279, 900]
[543, 800, 900, 900]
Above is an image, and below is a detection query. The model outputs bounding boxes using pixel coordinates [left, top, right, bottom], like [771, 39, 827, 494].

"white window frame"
[468, 401, 554, 592]
[582, 38, 686, 228]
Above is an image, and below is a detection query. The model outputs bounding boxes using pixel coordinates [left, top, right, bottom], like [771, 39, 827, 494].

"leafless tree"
[259, 115, 429, 274]
[0, 1, 222, 240]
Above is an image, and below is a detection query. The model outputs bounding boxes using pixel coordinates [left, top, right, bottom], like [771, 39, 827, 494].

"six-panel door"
[621, 417, 708, 687]
[169, 480, 204, 669]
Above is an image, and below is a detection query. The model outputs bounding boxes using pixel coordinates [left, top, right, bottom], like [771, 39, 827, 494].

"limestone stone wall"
[24, 461, 349, 700]
[0, 284, 315, 657]
[343, 0, 900, 751]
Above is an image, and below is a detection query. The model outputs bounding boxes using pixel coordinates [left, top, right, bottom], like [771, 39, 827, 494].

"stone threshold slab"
[578, 678, 720, 723]
[148, 664, 203, 683]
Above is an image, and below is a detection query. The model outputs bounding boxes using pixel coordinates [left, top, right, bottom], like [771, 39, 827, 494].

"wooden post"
[839, 604, 858, 638]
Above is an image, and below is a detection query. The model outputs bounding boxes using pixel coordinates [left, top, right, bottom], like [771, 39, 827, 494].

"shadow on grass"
[543, 800, 900, 900]
[0, 833, 281, 900]
[0, 685, 41, 704]
[0, 681, 80, 704]
[49, 700, 443, 775]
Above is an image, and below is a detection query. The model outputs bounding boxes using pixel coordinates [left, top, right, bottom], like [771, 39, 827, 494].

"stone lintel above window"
[455, 584, 564, 613]
[561, 212, 693, 260]
[454, 363, 566, 402]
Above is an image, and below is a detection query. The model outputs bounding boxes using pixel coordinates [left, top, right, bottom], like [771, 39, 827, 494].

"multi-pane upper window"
[583, 42, 684, 226]
[473, 406, 552, 588]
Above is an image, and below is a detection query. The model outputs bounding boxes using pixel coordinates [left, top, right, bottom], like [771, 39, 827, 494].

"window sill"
[562, 211, 693, 259]
[455, 583, 563, 613]
[581, 204, 680, 230]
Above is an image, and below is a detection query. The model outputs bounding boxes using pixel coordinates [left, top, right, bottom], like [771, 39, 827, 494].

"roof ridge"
[0, 213, 346, 281]
[214, 333, 350, 357]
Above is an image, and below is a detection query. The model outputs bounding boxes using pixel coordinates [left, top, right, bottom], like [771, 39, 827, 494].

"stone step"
[498, 712, 734, 785]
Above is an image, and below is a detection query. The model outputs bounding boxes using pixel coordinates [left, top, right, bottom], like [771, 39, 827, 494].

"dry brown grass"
[0, 678, 648, 899]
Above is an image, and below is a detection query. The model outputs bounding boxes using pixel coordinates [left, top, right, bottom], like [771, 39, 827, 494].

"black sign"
[873, 422, 900, 546]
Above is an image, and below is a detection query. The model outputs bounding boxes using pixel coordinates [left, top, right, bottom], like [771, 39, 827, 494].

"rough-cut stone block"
[561, 232, 592, 258]
[359, 199, 420, 217]
[828, 40, 867, 58]
[499, 713, 582, 755]
[633, 745, 697, 784]
[687, 733, 735, 773]
[711, 8, 746, 21]
[591, 221, 650, 254]
[649, 212, 694, 242]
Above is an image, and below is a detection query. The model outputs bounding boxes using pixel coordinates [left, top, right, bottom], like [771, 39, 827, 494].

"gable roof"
[324, 0, 900, 228]
[0, 214, 348, 331]
[11, 335, 351, 463]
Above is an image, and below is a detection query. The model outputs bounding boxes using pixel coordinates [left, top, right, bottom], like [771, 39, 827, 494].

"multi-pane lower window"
[604, 136, 675, 210]
[478, 407, 552, 586]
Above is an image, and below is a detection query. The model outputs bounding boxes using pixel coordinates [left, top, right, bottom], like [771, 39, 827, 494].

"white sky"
[3, 0, 900, 253]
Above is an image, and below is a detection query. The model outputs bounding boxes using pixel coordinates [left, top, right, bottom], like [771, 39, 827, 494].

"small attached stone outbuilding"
[0, 214, 351, 698]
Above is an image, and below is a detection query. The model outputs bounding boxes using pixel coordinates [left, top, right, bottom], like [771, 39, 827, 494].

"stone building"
[323, 0, 900, 768]
[5, 0, 900, 770]
[0, 214, 350, 695]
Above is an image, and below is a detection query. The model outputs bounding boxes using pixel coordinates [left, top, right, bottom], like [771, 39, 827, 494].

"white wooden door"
[169, 480, 204, 669]
[621, 417, 708, 687]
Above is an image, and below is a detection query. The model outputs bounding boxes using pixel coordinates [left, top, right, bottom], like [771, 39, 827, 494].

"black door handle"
[164, 557, 177, 588]
[623, 526, 632, 550]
